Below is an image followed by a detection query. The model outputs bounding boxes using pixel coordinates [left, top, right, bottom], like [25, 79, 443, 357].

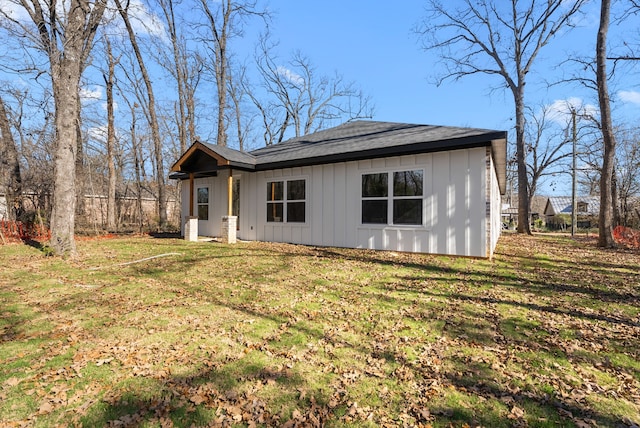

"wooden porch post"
[189, 173, 194, 217]
[227, 169, 233, 216]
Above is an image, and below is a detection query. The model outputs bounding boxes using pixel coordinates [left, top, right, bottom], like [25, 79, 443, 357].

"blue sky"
[267, 0, 513, 130]
[258, 1, 639, 195]
[264, 0, 639, 132]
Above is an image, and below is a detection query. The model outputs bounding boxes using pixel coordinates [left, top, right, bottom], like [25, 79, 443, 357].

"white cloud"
[0, 0, 30, 21]
[618, 90, 640, 105]
[87, 125, 108, 142]
[277, 66, 305, 87]
[80, 86, 103, 102]
[105, 0, 168, 43]
[544, 97, 597, 125]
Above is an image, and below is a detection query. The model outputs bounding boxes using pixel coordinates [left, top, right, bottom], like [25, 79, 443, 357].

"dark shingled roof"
[171, 120, 508, 193]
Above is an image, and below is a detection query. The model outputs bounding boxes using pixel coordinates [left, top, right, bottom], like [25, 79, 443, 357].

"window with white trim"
[361, 170, 423, 225]
[267, 179, 306, 223]
[197, 187, 209, 220]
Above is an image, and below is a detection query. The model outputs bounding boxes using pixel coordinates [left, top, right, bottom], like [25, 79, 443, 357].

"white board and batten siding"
[182, 146, 499, 257]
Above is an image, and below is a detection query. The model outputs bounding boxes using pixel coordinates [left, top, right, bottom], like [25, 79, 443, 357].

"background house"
[501, 195, 548, 229]
[544, 196, 600, 230]
[171, 121, 507, 258]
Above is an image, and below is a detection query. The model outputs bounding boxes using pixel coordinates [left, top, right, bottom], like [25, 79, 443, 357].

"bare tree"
[227, 65, 252, 151]
[0, 95, 22, 220]
[197, 0, 268, 147]
[251, 38, 374, 146]
[8, 88, 55, 223]
[1, 0, 107, 255]
[156, 0, 202, 153]
[524, 105, 572, 202]
[416, 0, 587, 234]
[103, 37, 119, 230]
[114, 0, 168, 230]
[596, 0, 617, 247]
[615, 130, 640, 226]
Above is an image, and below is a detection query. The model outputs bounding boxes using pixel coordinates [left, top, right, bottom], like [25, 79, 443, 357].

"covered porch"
[170, 142, 255, 243]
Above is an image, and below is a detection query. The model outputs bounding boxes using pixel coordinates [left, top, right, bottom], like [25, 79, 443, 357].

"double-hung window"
[267, 179, 306, 223]
[361, 170, 423, 225]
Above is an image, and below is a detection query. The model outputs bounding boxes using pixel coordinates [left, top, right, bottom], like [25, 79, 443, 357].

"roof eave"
[255, 132, 506, 172]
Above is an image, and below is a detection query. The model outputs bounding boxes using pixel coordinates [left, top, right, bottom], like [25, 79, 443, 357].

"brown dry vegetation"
[0, 233, 639, 427]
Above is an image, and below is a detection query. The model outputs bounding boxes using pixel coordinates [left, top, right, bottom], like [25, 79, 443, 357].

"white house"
[170, 121, 507, 258]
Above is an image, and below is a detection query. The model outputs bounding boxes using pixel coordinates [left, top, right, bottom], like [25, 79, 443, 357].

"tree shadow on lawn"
[80, 357, 309, 427]
[14, 272, 634, 427]
[75, 291, 633, 428]
[392, 274, 640, 329]
[11, 236, 638, 426]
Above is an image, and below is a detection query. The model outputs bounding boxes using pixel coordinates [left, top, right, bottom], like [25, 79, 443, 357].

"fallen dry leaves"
[0, 233, 639, 427]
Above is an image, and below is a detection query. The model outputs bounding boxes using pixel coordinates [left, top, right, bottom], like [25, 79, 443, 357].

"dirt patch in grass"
[1, 233, 639, 427]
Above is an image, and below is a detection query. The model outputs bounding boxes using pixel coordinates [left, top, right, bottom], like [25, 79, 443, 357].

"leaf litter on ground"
[0, 233, 639, 427]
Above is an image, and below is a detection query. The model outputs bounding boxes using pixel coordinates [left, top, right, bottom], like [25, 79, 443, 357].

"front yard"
[1, 233, 638, 427]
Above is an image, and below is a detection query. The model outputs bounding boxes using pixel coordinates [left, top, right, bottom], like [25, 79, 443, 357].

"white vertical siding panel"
[400, 155, 416, 167]
[248, 172, 259, 241]
[422, 154, 434, 253]
[415, 230, 429, 253]
[489, 151, 502, 257]
[373, 229, 383, 249]
[385, 157, 400, 168]
[291, 226, 301, 244]
[333, 163, 346, 246]
[451, 150, 468, 255]
[396, 230, 406, 252]
[256, 172, 267, 242]
[282, 226, 292, 244]
[311, 165, 324, 245]
[432, 151, 449, 255]
[345, 161, 359, 247]
[358, 159, 371, 170]
[468, 148, 486, 256]
[387, 229, 398, 251]
[372, 158, 385, 169]
[322, 164, 334, 246]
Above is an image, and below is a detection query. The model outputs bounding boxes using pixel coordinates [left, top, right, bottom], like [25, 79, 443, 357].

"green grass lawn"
[1, 233, 638, 427]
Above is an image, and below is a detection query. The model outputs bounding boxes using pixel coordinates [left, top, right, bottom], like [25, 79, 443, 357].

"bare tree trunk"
[199, 0, 231, 147]
[158, 0, 189, 152]
[612, 165, 620, 227]
[131, 109, 144, 233]
[514, 84, 531, 234]
[75, 109, 85, 225]
[596, 0, 616, 247]
[104, 38, 117, 231]
[50, 58, 81, 255]
[0, 95, 22, 220]
[114, 0, 168, 230]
